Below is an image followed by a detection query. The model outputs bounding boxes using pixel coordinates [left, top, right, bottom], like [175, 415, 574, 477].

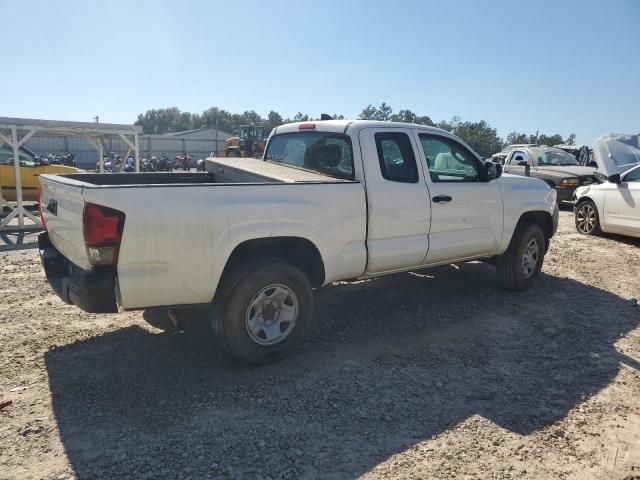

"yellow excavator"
[222, 125, 268, 158]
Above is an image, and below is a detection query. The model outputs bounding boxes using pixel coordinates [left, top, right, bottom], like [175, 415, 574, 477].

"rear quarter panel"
[83, 182, 367, 309]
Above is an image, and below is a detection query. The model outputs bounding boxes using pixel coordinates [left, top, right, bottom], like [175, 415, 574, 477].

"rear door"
[604, 166, 640, 234]
[416, 132, 503, 263]
[358, 128, 430, 273]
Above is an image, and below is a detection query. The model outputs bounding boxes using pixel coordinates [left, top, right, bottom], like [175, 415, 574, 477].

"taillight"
[38, 188, 47, 231]
[298, 123, 315, 130]
[82, 203, 125, 267]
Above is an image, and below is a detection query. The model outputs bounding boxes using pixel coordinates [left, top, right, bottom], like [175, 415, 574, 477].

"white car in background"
[574, 164, 640, 238]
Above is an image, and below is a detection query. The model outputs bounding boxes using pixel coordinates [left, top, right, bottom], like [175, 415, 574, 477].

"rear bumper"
[38, 232, 118, 313]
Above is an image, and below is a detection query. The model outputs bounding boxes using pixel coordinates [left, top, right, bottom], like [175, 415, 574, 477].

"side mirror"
[484, 162, 502, 181]
[518, 160, 528, 167]
[608, 173, 621, 184]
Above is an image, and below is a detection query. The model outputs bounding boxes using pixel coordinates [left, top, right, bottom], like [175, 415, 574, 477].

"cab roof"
[273, 119, 453, 137]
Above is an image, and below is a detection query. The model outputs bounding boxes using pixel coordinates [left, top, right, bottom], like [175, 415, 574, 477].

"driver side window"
[509, 150, 530, 165]
[624, 168, 640, 183]
[0, 147, 37, 167]
[419, 134, 481, 182]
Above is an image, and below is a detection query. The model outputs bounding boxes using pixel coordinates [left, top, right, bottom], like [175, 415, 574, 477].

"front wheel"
[575, 200, 601, 235]
[212, 259, 313, 365]
[496, 222, 545, 291]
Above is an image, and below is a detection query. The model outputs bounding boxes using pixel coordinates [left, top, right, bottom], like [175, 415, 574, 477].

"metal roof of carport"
[0, 117, 143, 135]
[0, 117, 142, 231]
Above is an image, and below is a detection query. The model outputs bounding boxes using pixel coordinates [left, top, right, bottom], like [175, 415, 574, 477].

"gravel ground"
[1, 209, 639, 480]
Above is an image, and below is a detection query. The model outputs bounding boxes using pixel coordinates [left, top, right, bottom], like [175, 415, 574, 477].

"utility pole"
[93, 116, 99, 123]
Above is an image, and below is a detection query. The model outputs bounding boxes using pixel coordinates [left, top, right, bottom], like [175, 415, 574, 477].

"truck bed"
[54, 157, 347, 187]
[39, 157, 367, 310]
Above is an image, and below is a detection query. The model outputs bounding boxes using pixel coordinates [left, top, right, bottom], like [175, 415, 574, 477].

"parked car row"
[0, 144, 78, 201]
[502, 145, 597, 203]
[573, 134, 640, 239]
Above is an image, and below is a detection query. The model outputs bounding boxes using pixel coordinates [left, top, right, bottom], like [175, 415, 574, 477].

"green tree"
[241, 110, 263, 125]
[453, 120, 503, 157]
[359, 104, 378, 120]
[415, 115, 434, 126]
[266, 111, 283, 129]
[391, 109, 417, 123]
[391, 109, 434, 126]
[293, 112, 310, 122]
[376, 102, 393, 121]
[505, 131, 573, 147]
[506, 131, 530, 144]
[135, 107, 195, 134]
[537, 134, 565, 146]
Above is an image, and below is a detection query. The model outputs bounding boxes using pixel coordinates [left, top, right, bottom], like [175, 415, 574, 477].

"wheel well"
[518, 211, 553, 240]
[575, 195, 594, 207]
[221, 237, 325, 288]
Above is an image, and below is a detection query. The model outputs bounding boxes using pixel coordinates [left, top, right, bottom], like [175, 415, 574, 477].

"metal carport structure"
[0, 117, 142, 231]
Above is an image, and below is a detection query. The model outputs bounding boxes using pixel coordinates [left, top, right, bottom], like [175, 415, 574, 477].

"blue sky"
[1, 0, 638, 144]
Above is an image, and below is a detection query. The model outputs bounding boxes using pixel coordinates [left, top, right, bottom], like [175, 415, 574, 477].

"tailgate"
[39, 175, 90, 270]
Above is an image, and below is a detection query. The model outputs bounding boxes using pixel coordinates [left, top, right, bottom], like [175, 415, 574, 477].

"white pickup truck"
[39, 120, 559, 364]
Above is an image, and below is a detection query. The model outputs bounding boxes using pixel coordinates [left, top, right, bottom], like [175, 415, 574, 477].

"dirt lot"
[1, 209, 639, 480]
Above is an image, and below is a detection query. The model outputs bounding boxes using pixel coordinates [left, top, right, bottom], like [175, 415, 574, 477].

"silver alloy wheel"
[245, 284, 298, 346]
[522, 237, 539, 278]
[576, 203, 597, 234]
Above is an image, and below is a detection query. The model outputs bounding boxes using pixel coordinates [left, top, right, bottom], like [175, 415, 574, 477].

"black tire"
[496, 222, 545, 291]
[212, 259, 313, 365]
[575, 200, 601, 235]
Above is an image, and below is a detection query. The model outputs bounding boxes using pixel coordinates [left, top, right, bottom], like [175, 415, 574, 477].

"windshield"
[0, 145, 40, 167]
[533, 149, 580, 166]
[264, 132, 354, 180]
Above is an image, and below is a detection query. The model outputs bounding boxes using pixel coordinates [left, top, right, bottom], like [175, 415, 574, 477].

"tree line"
[135, 103, 575, 158]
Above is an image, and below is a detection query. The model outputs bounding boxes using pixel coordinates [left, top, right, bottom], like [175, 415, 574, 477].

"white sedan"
[574, 164, 640, 238]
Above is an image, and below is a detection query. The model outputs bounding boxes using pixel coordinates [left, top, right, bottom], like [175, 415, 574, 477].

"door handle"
[432, 195, 452, 204]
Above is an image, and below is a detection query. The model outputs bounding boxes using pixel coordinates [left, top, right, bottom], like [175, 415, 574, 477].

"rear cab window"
[264, 132, 354, 180]
[374, 132, 418, 183]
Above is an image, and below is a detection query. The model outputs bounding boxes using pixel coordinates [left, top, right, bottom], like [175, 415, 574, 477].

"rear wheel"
[496, 222, 545, 291]
[212, 259, 313, 365]
[575, 200, 601, 235]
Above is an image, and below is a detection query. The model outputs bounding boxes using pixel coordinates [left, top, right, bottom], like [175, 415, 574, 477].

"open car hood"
[593, 133, 640, 176]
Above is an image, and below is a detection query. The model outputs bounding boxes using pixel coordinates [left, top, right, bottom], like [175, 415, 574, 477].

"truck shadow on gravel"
[45, 262, 640, 479]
